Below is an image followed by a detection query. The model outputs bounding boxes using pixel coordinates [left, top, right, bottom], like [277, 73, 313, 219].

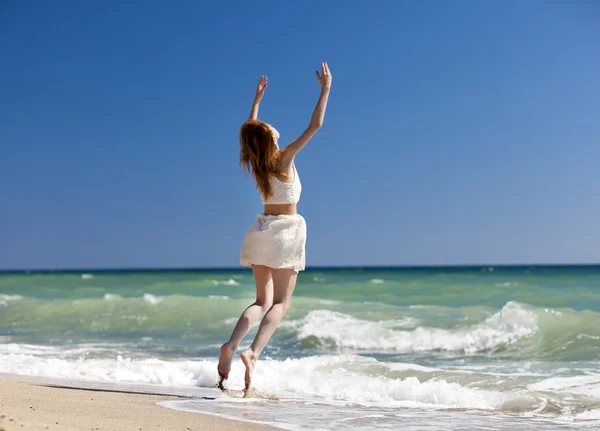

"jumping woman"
[217, 61, 332, 393]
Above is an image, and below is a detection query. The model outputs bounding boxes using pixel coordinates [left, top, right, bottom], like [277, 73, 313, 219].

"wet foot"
[240, 349, 257, 390]
[217, 343, 235, 382]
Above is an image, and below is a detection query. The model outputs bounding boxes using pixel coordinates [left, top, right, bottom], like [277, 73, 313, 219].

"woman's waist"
[263, 203, 297, 216]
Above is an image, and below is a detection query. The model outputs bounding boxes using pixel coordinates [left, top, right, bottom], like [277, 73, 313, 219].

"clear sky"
[1, 1, 599, 270]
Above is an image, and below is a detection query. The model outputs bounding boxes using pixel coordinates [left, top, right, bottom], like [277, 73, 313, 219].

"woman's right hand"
[315, 61, 332, 89]
[255, 76, 268, 101]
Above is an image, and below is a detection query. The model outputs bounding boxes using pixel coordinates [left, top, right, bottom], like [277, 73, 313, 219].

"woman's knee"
[255, 298, 273, 311]
[273, 299, 291, 313]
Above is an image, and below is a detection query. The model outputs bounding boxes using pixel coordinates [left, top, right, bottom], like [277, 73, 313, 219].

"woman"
[217, 61, 332, 392]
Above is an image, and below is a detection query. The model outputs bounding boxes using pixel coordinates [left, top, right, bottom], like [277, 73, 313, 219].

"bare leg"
[241, 268, 297, 391]
[218, 266, 273, 382]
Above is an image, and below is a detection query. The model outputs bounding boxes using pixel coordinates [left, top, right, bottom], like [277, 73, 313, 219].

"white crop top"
[261, 165, 302, 205]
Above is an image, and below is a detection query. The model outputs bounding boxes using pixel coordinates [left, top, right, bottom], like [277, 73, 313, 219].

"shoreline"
[0, 375, 278, 431]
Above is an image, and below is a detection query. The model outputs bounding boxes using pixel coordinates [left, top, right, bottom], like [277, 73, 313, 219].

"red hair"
[239, 120, 280, 199]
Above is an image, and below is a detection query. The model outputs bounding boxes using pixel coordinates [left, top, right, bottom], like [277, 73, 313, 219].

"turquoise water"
[1, 266, 600, 429]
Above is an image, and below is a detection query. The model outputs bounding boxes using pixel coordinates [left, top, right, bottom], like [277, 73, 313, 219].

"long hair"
[239, 120, 280, 199]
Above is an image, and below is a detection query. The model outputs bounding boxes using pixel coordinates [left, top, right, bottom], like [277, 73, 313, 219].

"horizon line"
[1, 262, 599, 273]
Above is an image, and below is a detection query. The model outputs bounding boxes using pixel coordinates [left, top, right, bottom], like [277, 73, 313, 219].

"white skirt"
[240, 213, 307, 272]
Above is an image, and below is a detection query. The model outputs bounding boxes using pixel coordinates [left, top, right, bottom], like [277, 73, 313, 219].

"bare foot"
[217, 343, 235, 381]
[240, 349, 257, 390]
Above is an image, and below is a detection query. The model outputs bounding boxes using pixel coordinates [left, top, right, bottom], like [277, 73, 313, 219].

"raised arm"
[249, 76, 268, 121]
[281, 62, 332, 160]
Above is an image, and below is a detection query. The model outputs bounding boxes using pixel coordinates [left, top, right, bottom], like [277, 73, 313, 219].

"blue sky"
[1, 1, 599, 269]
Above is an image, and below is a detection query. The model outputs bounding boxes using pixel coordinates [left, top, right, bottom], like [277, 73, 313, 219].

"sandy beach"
[0, 376, 277, 431]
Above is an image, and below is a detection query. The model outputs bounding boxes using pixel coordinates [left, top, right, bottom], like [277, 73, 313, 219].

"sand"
[0, 376, 278, 431]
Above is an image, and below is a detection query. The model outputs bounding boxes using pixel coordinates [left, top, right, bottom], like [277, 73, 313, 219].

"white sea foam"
[2, 343, 56, 354]
[246, 355, 504, 409]
[0, 294, 24, 300]
[0, 343, 131, 356]
[0, 348, 498, 409]
[211, 279, 240, 286]
[0, 352, 216, 386]
[529, 374, 600, 399]
[574, 409, 600, 420]
[208, 295, 230, 300]
[0, 294, 23, 301]
[0, 294, 24, 307]
[371, 279, 385, 284]
[102, 293, 168, 304]
[495, 281, 519, 287]
[143, 293, 163, 305]
[81, 274, 94, 280]
[289, 302, 537, 353]
[1, 345, 599, 423]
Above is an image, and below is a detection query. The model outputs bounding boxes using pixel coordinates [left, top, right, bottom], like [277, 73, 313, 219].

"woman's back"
[261, 164, 301, 207]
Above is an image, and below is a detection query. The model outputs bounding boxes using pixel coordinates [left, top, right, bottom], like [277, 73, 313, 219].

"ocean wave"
[0, 351, 214, 387]
[289, 302, 537, 353]
[286, 302, 600, 360]
[101, 293, 228, 303]
[0, 349, 503, 409]
[102, 293, 164, 305]
[529, 375, 600, 399]
[2, 348, 599, 418]
[4, 295, 599, 361]
[247, 355, 503, 409]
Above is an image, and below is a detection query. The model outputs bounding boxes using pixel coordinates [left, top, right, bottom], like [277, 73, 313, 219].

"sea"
[1, 266, 600, 430]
